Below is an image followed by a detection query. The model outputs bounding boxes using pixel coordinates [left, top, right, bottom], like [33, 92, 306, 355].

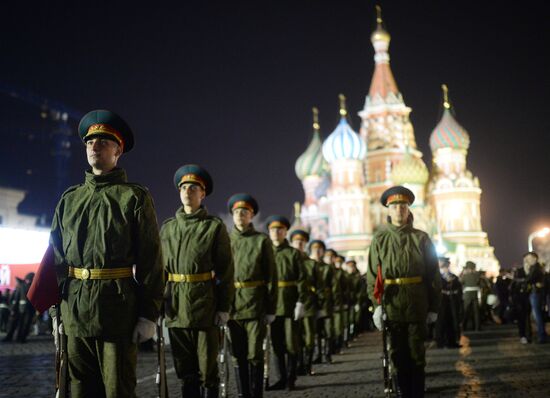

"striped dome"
[295, 130, 329, 180]
[391, 152, 429, 185]
[322, 118, 366, 164]
[430, 109, 470, 152]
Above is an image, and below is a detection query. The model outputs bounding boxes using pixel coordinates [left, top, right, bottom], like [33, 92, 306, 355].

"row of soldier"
[27, 109, 382, 398]
[27, 109, 454, 398]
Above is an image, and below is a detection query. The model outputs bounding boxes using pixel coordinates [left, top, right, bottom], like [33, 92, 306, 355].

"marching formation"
[19, 109, 549, 398]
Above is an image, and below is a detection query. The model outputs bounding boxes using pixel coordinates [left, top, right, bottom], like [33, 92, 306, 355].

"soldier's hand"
[293, 302, 305, 321]
[426, 312, 438, 324]
[264, 314, 276, 324]
[373, 306, 383, 331]
[132, 317, 156, 343]
[354, 304, 360, 313]
[214, 311, 230, 326]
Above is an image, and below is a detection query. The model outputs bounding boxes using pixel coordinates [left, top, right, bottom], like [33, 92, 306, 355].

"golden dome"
[391, 152, 429, 185]
[371, 27, 390, 43]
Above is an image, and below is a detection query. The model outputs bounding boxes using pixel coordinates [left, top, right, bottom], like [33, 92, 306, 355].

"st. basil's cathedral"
[293, 8, 500, 277]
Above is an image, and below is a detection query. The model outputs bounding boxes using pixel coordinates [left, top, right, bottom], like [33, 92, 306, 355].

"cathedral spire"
[312, 106, 320, 132]
[295, 107, 329, 180]
[430, 84, 470, 152]
[442, 84, 451, 110]
[338, 93, 347, 117]
[368, 5, 398, 99]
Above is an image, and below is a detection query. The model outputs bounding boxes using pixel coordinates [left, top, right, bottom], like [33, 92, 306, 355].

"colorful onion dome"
[322, 94, 366, 164]
[391, 151, 429, 185]
[430, 85, 470, 152]
[295, 107, 329, 180]
[371, 5, 390, 44]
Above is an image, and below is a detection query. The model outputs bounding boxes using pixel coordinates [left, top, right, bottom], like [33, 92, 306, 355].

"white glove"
[132, 317, 156, 343]
[354, 304, 360, 313]
[52, 317, 65, 349]
[426, 312, 438, 324]
[294, 302, 305, 321]
[264, 314, 276, 324]
[214, 311, 230, 326]
[373, 306, 383, 331]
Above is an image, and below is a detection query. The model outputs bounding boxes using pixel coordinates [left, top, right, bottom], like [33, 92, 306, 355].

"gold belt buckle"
[81, 269, 90, 280]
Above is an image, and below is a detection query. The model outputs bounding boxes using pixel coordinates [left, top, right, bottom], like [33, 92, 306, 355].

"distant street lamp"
[528, 227, 550, 252]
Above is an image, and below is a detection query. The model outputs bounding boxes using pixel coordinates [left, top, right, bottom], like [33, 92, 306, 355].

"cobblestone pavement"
[1, 323, 549, 397]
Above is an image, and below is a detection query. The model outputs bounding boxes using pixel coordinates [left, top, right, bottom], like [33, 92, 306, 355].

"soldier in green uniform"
[49, 110, 164, 397]
[226, 193, 277, 398]
[335, 254, 352, 350]
[367, 186, 441, 397]
[325, 250, 344, 355]
[309, 240, 333, 364]
[289, 229, 319, 376]
[161, 164, 235, 398]
[265, 216, 307, 391]
[461, 261, 481, 331]
[344, 260, 363, 341]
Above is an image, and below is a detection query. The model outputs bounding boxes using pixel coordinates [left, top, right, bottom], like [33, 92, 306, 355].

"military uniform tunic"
[301, 254, 320, 350]
[228, 224, 277, 366]
[161, 206, 234, 387]
[347, 270, 363, 336]
[270, 240, 307, 386]
[50, 168, 164, 398]
[331, 267, 345, 342]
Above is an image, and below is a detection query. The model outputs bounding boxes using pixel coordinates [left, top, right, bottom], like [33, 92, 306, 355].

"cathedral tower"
[322, 95, 371, 270]
[428, 85, 499, 274]
[295, 107, 330, 240]
[358, 6, 420, 229]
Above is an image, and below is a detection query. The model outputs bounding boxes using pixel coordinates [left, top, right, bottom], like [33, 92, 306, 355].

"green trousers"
[342, 307, 349, 334]
[350, 306, 361, 328]
[227, 319, 266, 366]
[168, 327, 219, 388]
[316, 316, 332, 339]
[67, 335, 137, 398]
[271, 316, 299, 356]
[301, 316, 316, 349]
[463, 292, 480, 331]
[387, 321, 427, 369]
[332, 310, 344, 338]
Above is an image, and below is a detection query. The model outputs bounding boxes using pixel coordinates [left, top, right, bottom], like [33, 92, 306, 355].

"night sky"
[1, 1, 548, 268]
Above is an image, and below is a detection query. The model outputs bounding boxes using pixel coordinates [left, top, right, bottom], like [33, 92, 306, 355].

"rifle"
[155, 315, 169, 398]
[381, 297, 394, 397]
[218, 325, 230, 398]
[263, 324, 271, 390]
[55, 306, 68, 398]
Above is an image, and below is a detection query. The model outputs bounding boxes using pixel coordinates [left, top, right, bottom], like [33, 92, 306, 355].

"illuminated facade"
[293, 7, 500, 276]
